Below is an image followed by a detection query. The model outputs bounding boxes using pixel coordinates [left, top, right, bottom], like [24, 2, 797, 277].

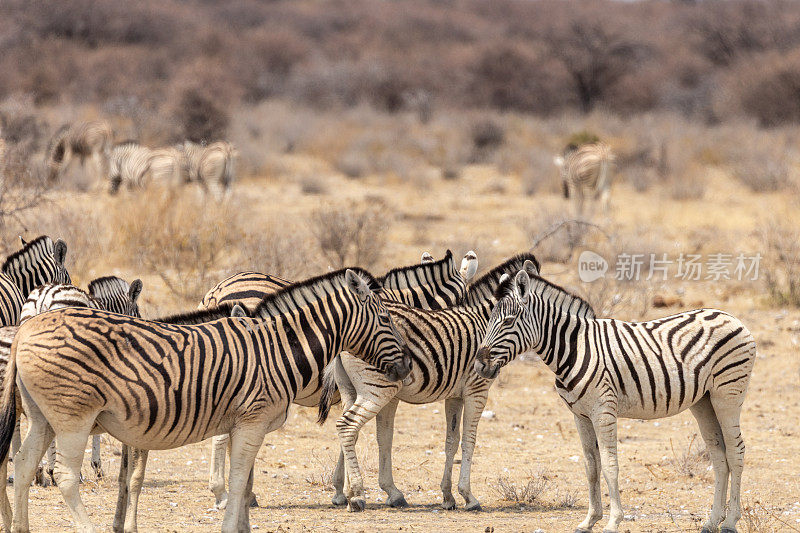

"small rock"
[481, 410, 495, 420]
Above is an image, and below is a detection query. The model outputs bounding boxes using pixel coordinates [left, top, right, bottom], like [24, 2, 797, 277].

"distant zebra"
[147, 146, 185, 188]
[554, 142, 615, 217]
[0, 236, 70, 326]
[475, 270, 756, 533]
[203, 250, 474, 508]
[0, 268, 410, 533]
[46, 121, 112, 184]
[178, 140, 237, 199]
[108, 141, 152, 194]
[318, 254, 540, 512]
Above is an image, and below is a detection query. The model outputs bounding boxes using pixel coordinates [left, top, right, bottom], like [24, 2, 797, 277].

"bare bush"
[758, 219, 800, 307]
[490, 469, 550, 505]
[173, 86, 230, 143]
[729, 141, 791, 193]
[236, 221, 316, 281]
[0, 140, 48, 252]
[471, 119, 505, 153]
[309, 200, 391, 270]
[665, 434, 710, 480]
[114, 189, 239, 302]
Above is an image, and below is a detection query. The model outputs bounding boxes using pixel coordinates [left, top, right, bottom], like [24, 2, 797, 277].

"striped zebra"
[317, 253, 540, 512]
[554, 142, 615, 217]
[204, 250, 477, 509]
[178, 140, 237, 199]
[46, 121, 113, 184]
[147, 146, 185, 188]
[0, 236, 70, 326]
[200, 250, 477, 313]
[108, 141, 152, 194]
[475, 270, 756, 533]
[0, 268, 410, 533]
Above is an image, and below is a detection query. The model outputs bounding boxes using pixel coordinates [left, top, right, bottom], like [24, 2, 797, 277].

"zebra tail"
[562, 178, 570, 199]
[0, 342, 18, 464]
[317, 355, 339, 425]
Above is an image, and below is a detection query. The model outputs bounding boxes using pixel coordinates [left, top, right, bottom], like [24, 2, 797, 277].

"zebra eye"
[503, 316, 515, 327]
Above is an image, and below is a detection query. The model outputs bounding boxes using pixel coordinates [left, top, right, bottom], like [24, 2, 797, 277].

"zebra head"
[88, 276, 144, 318]
[343, 269, 412, 382]
[475, 269, 535, 380]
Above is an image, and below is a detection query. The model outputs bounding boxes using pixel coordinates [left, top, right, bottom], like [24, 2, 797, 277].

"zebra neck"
[533, 302, 590, 382]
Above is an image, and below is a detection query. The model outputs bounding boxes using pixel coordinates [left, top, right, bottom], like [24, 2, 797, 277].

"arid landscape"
[2, 1, 800, 532]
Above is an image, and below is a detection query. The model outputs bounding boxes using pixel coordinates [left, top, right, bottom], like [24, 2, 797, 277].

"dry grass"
[309, 200, 391, 270]
[490, 469, 550, 505]
[666, 434, 711, 480]
[759, 219, 800, 307]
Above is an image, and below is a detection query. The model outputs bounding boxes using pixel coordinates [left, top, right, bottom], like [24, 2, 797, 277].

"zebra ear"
[523, 259, 540, 277]
[128, 279, 143, 303]
[18, 236, 27, 247]
[230, 304, 248, 318]
[420, 252, 434, 264]
[53, 239, 67, 266]
[345, 269, 372, 302]
[460, 251, 478, 281]
[513, 270, 531, 305]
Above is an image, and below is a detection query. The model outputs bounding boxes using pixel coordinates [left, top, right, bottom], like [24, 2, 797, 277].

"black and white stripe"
[108, 141, 153, 194]
[0, 268, 410, 533]
[317, 254, 540, 512]
[46, 120, 112, 184]
[555, 142, 615, 217]
[476, 271, 755, 533]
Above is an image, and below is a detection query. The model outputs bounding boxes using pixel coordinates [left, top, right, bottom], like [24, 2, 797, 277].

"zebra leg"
[11, 416, 21, 458]
[593, 413, 623, 533]
[711, 397, 745, 533]
[54, 423, 98, 533]
[12, 409, 54, 532]
[44, 439, 56, 486]
[223, 424, 266, 533]
[574, 414, 603, 532]
[375, 397, 407, 508]
[0, 455, 11, 531]
[690, 396, 729, 533]
[440, 397, 463, 510]
[457, 395, 486, 511]
[113, 445, 130, 533]
[209, 434, 230, 509]
[331, 356, 357, 507]
[337, 397, 386, 512]
[122, 447, 149, 533]
[91, 434, 103, 478]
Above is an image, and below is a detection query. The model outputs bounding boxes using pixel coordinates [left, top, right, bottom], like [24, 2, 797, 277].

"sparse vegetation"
[309, 200, 391, 270]
[759, 219, 800, 307]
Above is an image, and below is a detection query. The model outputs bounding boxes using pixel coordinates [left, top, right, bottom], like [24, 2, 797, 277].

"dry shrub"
[471, 118, 505, 158]
[491, 469, 550, 505]
[525, 211, 597, 264]
[726, 50, 800, 127]
[521, 148, 561, 196]
[173, 85, 230, 143]
[309, 200, 391, 270]
[0, 141, 48, 252]
[298, 174, 328, 195]
[758, 219, 800, 307]
[114, 188, 239, 302]
[665, 434, 710, 480]
[236, 221, 315, 281]
[729, 141, 791, 193]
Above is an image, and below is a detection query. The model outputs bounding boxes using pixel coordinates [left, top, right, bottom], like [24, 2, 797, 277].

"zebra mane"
[87, 276, 130, 299]
[497, 274, 595, 318]
[154, 302, 250, 326]
[465, 253, 540, 308]
[1, 235, 53, 276]
[251, 267, 381, 319]
[379, 250, 454, 288]
[115, 139, 140, 147]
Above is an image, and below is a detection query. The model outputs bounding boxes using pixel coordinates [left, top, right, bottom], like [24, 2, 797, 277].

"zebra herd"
[46, 121, 237, 198]
[0, 236, 754, 533]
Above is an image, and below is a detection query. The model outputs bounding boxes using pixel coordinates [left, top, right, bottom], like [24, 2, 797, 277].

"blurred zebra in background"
[178, 140, 237, 199]
[108, 141, 152, 194]
[147, 146, 185, 188]
[46, 120, 112, 184]
[554, 142, 615, 217]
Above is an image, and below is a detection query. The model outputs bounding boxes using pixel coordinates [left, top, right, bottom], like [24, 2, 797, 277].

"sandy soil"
[9, 161, 800, 532]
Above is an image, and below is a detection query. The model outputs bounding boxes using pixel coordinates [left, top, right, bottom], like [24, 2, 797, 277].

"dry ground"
[8, 157, 800, 532]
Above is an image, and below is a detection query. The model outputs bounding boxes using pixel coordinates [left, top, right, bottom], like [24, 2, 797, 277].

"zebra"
[46, 121, 112, 184]
[178, 140, 237, 199]
[317, 253, 540, 512]
[204, 250, 476, 509]
[8, 277, 144, 485]
[200, 249, 477, 313]
[0, 268, 411, 533]
[108, 141, 152, 194]
[0, 236, 70, 326]
[554, 142, 615, 217]
[146, 146, 185, 188]
[475, 269, 756, 533]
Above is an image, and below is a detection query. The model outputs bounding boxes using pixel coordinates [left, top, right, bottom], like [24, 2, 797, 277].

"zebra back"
[199, 272, 292, 310]
[378, 250, 466, 309]
[109, 141, 152, 193]
[464, 253, 541, 309]
[20, 284, 95, 324]
[88, 276, 143, 318]
[562, 142, 615, 191]
[1, 236, 70, 299]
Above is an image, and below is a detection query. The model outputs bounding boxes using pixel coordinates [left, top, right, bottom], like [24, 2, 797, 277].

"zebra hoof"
[720, 528, 737, 533]
[215, 498, 228, 510]
[465, 502, 482, 512]
[388, 496, 409, 509]
[249, 494, 259, 508]
[574, 529, 592, 533]
[442, 499, 457, 510]
[700, 528, 715, 533]
[348, 498, 366, 512]
[332, 494, 347, 506]
[6, 475, 13, 485]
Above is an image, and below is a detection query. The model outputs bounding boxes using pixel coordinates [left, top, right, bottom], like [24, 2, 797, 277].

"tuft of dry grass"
[309, 200, 391, 270]
[666, 434, 710, 480]
[758, 219, 800, 307]
[490, 469, 550, 505]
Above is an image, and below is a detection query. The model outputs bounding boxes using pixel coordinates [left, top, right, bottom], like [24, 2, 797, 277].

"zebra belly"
[95, 411, 234, 450]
